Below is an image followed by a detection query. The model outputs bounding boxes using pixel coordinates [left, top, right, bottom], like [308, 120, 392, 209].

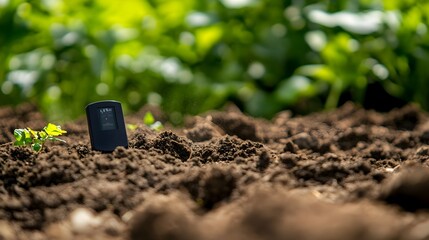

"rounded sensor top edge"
[85, 100, 128, 152]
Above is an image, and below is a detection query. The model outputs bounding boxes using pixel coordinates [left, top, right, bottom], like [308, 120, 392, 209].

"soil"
[2, 103, 429, 239]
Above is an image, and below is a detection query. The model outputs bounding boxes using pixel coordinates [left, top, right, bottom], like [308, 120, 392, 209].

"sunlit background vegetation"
[1, 0, 428, 123]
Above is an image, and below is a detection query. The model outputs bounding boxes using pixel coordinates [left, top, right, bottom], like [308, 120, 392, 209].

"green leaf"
[126, 123, 138, 131]
[27, 128, 38, 139]
[39, 131, 47, 140]
[44, 123, 67, 137]
[14, 140, 25, 146]
[195, 24, 223, 54]
[13, 129, 28, 146]
[14, 129, 25, 142]
[23, 129, 33, 145]
[32, 142, 42, 152]
[150, 121, 164, 132]
[14, 141, 24, 146]
[296, 65, 336, 83]
[143, 112, 155, 126]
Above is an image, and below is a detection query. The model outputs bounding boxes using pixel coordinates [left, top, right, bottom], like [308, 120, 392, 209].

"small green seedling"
[14, 123, 67, 152]
[126, 123, 138, 131]
[144, 112, 163, 131]
[125, 112, 164, 132]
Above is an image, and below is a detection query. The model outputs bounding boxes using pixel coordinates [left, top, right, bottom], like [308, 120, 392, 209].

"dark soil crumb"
[379, 167, 429, 212]
[152, 131, 192, 161]
[210, 111, 261, 142]
[129, 193, 200, 240]
[382, 105, 420, 130]
[1, 103, 429, 239]
[256, 151, 271, 171]
[283, 140, 298, 153]
[184, 117, 223, 142]
[336, 127, 370, 150]
[199, 166, 237, 210]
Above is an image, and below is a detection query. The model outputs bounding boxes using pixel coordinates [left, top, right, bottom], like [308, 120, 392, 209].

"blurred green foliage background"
[1, 0, 429, 122]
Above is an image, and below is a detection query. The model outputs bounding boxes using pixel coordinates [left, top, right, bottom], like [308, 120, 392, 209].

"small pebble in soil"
[70, 208, 101, 234]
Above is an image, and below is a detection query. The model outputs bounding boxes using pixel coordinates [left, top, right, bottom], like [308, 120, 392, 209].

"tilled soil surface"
[2, 103, 429, 239]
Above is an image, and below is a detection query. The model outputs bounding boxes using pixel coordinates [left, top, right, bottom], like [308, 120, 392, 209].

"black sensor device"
[86, 100, 128, 152]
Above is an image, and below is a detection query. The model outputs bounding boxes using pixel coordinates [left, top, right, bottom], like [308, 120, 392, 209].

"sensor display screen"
[99, 107, 117, 131]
